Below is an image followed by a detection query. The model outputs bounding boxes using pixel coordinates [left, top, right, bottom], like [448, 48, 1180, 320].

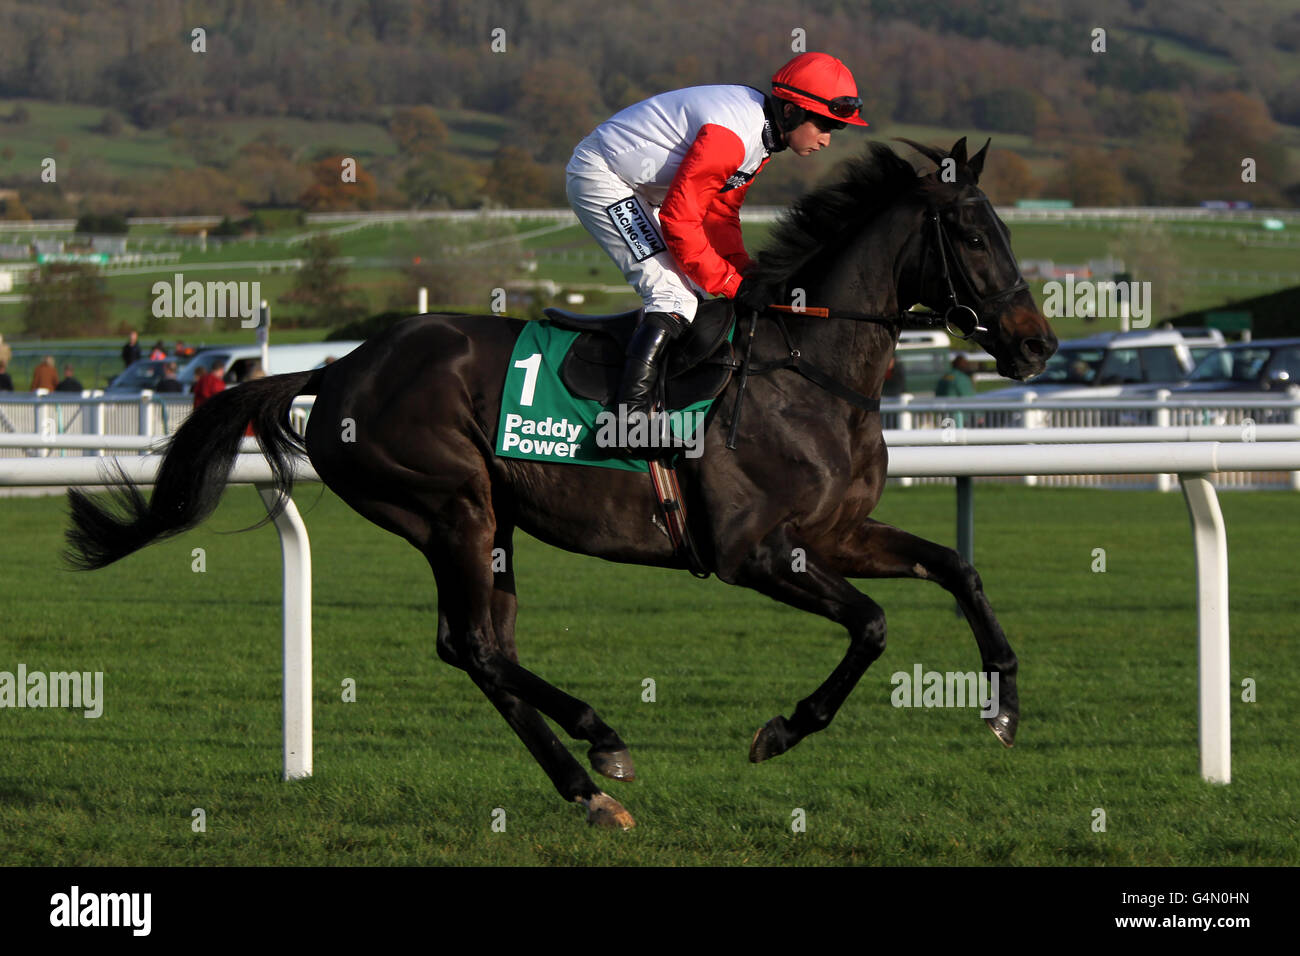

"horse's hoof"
[580, 792, 636, 830]
[986, 709, 1018, 748]
[749, 715, 793, 763]
[589, 747, 636, 781]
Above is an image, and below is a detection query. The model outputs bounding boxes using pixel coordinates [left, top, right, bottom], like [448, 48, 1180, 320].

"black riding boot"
[615, 311, 685, 420]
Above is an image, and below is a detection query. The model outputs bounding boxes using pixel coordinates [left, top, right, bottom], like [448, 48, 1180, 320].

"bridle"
[763, 193, 1029, 339]
[727, 191, 1032, 444]
[922, 195, 1029, 340]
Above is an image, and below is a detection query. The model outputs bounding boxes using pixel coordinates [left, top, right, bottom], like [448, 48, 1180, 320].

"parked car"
[107, 358, 177, 392]
[1171, 326, 1227, 366]
[890, 330, 954, 395]
[106, 342, 363, 393]
[1169, 338, 1300, 395]
[983, 329, 1200, 400]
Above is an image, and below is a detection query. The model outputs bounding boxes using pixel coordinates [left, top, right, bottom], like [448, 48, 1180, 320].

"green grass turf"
[0, 482, 1296, 865]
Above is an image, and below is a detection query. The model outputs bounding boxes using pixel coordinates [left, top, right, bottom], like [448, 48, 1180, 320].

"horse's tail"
[65, 368, 323, 571]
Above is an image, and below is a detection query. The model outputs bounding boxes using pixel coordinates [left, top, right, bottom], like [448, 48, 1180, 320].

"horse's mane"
[750, 141, 929, 287]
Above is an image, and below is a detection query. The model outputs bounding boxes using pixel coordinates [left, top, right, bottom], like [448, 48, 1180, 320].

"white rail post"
[1155, 389, 1173, 492]
[94, 395, 106, 458]
[1180, 473, 1231, 784]
[1021, 391, 1038, 486]
[1290, 386, 1300, 492]
[255, 483, 313, 781]
[35, 389, 52, 457]
[138, 389, 154, 452]
[897, 393, 913, 487]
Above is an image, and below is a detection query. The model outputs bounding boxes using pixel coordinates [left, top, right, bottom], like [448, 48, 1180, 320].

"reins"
[723, 306, 951, 449]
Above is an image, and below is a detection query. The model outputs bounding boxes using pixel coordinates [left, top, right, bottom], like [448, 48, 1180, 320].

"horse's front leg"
[730, 525, 888, 763]
[834, 517, 1019, 747]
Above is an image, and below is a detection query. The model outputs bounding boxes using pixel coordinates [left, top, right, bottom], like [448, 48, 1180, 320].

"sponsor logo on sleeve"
[719, 170, 754, 193]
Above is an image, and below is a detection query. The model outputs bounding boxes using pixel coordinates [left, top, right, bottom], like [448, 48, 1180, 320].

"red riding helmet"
[771, 52, 869, 127]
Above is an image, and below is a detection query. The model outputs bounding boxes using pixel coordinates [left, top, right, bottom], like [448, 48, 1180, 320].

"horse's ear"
[894, 137, 947, 170]
[949, 137, 968, 168]
[967, 138, 992, 182]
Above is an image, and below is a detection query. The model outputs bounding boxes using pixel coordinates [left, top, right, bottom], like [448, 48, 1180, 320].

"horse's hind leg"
[436, 608, 632, 828]
[428, 495, 634, 826]
[837, 517, 1019, 746]
[434, 602, 634, 829]
[457, 507, 638, 782]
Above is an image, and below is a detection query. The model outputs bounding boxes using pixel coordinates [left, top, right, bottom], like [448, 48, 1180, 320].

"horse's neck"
[786, 205, 910, 399]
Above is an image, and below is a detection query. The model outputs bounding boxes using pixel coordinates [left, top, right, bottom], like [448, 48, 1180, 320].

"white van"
[181, 342, 364, 388]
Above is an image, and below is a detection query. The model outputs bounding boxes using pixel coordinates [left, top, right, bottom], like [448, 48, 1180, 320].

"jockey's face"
[783, 108, 844, 156]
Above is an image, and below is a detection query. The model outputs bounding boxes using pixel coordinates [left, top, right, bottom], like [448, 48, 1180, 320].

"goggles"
[772, 82, 862, 119]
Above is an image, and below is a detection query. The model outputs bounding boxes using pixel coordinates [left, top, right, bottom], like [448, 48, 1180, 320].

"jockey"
[565, 51, 868, 425]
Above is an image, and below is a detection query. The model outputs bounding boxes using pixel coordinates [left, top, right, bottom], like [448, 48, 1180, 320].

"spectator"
[243, 367, 267, 436]
[173, 340, 195, 358]
[192, 359, 226, 408]
[936, 353, 976, 427]
[190, 364, 207, 394]
[54, 365, 84, 392]
[935, 354, 976, 398]
[881, 354, 907, 397]
[149, 340, 167, 360]
[155, 361, 184, 393]
[122, 330, 141, 368]
[0, 360, 13, 392]
[1070, 359, 1095, 384]
[30, 355, 58, 391]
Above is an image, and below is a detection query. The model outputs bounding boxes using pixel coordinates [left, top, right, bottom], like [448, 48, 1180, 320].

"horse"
[66, 137, 1057, 829]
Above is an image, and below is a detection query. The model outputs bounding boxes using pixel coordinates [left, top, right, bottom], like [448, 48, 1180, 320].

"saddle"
[545, 298, 736, 410]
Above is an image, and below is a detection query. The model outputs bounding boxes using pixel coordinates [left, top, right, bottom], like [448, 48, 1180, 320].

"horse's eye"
[966, 233, 984, 247]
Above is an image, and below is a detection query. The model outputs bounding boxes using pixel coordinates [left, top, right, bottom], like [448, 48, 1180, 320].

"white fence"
[883, 390, 1300, 490]
[0, 392, 313, 461]
[4, 207, 1297, 233]
[292, 206, 1300, 225]
[5, 389, 1300, 493]
[5, 437, 1300, 785]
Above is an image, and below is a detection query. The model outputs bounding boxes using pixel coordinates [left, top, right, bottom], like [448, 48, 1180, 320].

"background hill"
[0, 0, 1297, 216]
[1, 0, 1297, 355]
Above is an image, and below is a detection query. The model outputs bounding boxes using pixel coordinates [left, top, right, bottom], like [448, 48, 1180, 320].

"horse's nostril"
[1023, 337, 1048, 359]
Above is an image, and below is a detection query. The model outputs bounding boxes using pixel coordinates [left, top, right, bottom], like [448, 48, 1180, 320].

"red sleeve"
[703, 156, 768, 275]
[660, 124, 750, 298]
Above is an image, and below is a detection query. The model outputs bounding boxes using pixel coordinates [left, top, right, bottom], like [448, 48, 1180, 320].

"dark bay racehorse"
[67, 139, 1056, 828]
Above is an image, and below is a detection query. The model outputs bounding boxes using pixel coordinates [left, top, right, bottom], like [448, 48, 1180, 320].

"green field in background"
[5, 211, 1294, 353]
